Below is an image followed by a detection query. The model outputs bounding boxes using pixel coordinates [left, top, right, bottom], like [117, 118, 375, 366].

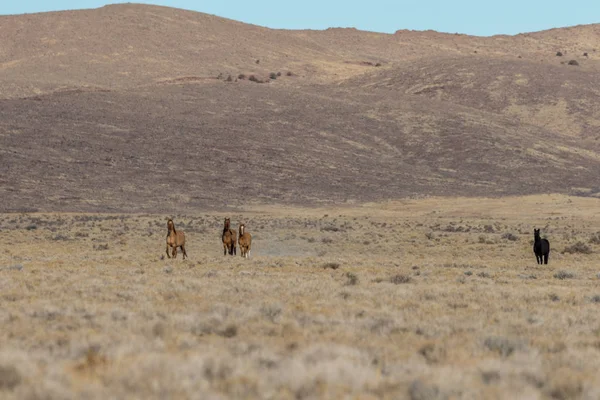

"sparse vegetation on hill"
[1, 3, 600, 213]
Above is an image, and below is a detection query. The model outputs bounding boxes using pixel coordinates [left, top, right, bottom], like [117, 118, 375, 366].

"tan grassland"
[2, 195, 600, 399]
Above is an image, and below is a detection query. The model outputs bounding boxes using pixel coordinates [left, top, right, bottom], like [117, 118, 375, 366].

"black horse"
[533, 229, 550, 264]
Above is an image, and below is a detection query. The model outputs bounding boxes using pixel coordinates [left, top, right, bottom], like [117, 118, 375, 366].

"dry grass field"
[2, 195, 600, 399]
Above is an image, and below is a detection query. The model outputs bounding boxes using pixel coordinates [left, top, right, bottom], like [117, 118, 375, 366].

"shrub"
[238, 74, 246, 80]
[589, 233, 600, 244]
[568, 59, 579, 66]
[519, 274, 537, 280]
[408, 380, 441, 400]
[345, 272, 358, 286]
[52, 234, 70, 241]
[563, 241, 592, 254]
[225, 75, 233, 82]
[25, 224, 37, 230]
[483, 336, 525, 357]
[286, 71, 293, 76]
[375, 62, 382, 67]
[322, 262, 340, 270]
[0, 364, 21, 390]
[276, 71, 282, 76]
[554, 270, 575, 280]
[269, 72, 277, 80]
[219, 324, 237, 338]
[260, 304, 282, 323]
[556, 51, 563, 56]
[390, 274, 411, 284]
[479, 235, 495, 244]
[502, 232, 519, 241]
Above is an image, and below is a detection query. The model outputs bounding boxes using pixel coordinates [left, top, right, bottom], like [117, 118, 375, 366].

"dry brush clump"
[344, 272, 359, 286]
[483, 336, 528, 357]
[554, 270, 576, 280]
[563, 241, 592, 254]
[322, 262, 340, 270]
[0, 364, 21, 391]
[390, 274, 411, 284]
[501, 232, 519, 241]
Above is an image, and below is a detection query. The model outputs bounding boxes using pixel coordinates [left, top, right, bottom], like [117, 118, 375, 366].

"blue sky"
[1, 1, 599, 36]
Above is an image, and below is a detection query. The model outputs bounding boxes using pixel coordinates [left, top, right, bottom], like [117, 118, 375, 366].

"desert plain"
[2, 195, 600, 399]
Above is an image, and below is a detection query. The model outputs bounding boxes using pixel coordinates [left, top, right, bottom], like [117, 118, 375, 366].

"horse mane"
[168, 219, 176, 234]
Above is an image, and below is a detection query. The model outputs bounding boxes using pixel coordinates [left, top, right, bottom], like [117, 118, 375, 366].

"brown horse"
[238, 223, 252, 258]
[222, 218, 237, 256]
[166, 219, 187, 259]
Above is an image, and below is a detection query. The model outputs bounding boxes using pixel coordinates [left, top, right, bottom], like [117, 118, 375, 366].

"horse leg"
[544, 254, 548, 265]
[166, 244, 171, 259]
[181, 245, 187, 259]
[223, 243, 227, 256]
[172, 246, 177, 259]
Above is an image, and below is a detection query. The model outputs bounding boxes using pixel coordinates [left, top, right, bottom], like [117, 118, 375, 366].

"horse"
[222, 218, 237, 256]
[166, 219, 187, 259]
[533, 228, 550, 264]
[238, 223, 252, 259]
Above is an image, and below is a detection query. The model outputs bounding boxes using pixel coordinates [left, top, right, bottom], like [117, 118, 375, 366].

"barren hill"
[2, 3, 600, 212]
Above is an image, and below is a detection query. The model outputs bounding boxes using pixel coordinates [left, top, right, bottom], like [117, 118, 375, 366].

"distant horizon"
[1, 1, 599, 37]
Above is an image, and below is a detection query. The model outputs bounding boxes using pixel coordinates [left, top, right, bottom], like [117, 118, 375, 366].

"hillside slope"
[1, 4, 600, 212]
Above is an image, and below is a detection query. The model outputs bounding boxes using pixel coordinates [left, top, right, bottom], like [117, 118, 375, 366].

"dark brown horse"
[533, 228, 550, 264]
[166, 219, 187, 259]
[222, 218, 237, 256]
[238, 223, 252, 259]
